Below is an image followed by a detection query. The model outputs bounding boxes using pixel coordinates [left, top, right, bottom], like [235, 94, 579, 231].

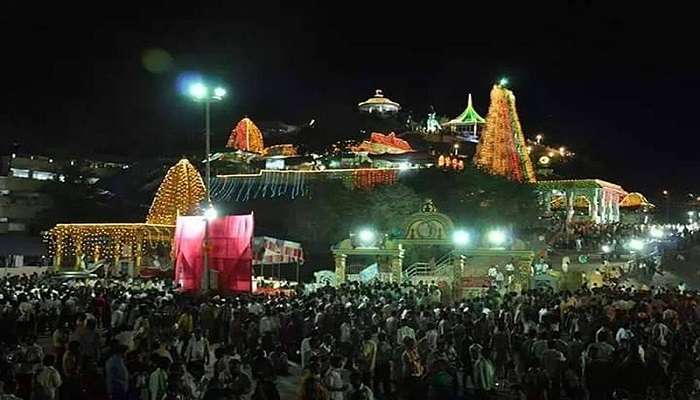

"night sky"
[2, 2, 698, 199]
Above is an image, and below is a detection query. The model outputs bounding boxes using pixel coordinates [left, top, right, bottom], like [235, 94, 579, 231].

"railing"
[402, 251, 457, 282]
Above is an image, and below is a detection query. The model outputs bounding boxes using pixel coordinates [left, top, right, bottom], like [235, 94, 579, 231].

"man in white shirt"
[35, 355, 62, 400]
[396, 320, 416, 346]
[324, 355, 348, 400]
[505, 261, 515, 288]
[185, 330, 210, 368]
[615, 324, 634, 345]
[495, 271, 505, 290]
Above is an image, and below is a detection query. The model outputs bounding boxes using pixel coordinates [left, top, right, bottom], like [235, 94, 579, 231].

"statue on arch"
[426, 107, 441, 133]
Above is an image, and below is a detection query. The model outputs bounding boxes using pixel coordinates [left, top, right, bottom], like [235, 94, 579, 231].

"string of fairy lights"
[474, 84, 536, 183]
[45, 223, 174, 262]
[47, 159, 206, 264]
[146, 159, 206, 225]
[211, 168, 406, 202]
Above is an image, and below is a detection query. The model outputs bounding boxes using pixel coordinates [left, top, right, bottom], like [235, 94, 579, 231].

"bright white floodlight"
[487, 229, 507, 246]
[189, 82, 208, 100]
[453, 230, 470, 246]
[358, 229, 376, 245]
[204, 206, 218, 221]
[213, 87, 227, 99]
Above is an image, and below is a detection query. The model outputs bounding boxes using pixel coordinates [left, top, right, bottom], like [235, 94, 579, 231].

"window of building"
[32, 170, 57, 181]
[10, 168, 30, 178]
[265, 159, 285, 170]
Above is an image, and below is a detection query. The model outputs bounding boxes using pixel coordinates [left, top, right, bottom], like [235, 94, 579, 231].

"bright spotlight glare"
[487, 230, 507, 246]
[452, 230, 470, 246]
[358, 229, 375, 244]
[499, 77, 509, 86]
[189, 83, 208, 99]
[601, 244, 612, 253]
[204, 206, 218, 220]
[628, 238, 644, 251]
[213, 87, 226, 98]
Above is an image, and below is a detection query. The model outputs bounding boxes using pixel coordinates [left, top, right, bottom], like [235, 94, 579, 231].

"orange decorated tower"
[226, 117, 264, 154]
[473, 84, 536, 183]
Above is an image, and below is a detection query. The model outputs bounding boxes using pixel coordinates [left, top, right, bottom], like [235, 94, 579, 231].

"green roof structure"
[445, 94, 486, 126]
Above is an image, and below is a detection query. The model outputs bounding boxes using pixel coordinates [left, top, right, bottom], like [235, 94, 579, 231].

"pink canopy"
[174, 214, 254, 293]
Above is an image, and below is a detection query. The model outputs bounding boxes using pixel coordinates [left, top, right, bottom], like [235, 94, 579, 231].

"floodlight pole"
[203, 99, 212, 292]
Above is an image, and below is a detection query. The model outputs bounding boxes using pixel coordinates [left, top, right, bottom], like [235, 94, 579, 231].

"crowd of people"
[1, 272, 700, 400]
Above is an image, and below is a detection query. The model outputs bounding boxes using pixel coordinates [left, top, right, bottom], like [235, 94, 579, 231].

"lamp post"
[188, 82, 226, 292]
[662, 189, 670, 223]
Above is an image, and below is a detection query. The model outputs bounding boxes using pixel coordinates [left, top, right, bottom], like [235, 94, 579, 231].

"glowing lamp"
[204, 205, 218, 221]
[499, 77, 509, 86]
[487, 229, 507, 246]
[601, 244, 612, 253]
[189, 83, 208, 100]
[452, 230, 470, 246]
[358, 229, 376, 245]
[213, 87, 226, 99]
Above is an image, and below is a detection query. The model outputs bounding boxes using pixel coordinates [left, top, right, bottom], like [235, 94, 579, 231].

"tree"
[365, 184, 422, 236]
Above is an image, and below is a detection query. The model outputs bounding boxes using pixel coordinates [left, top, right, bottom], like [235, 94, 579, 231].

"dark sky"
[2, 1, 698, 199]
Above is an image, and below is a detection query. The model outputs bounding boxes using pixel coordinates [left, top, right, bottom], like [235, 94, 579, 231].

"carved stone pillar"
[452, 255, 465, 301]
[334, 254, 347, 283]
[390, 255, 403, 283]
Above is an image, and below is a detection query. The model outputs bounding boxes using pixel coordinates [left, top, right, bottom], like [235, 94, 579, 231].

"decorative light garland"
[226, 117, 264, 154]
[474, 84, 536, 183]
[212, 167, 411, 201]
[146, 159, 206, 225]
[45, 223, 175, 263]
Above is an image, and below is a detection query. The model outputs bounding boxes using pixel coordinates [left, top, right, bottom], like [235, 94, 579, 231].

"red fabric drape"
[174, 214, 254, 293]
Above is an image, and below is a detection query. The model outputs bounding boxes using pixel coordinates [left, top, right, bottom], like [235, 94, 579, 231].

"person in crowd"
[149, 356, 170, 400]
[323, 355, 347, 400]
[33, 355, 62, 400]
[105, 343, 129, 400]
[470, 344, 495, 400]
[1, 380, 23, 400]
[184, 329, 210, 373]
[1, 249, 700, 400]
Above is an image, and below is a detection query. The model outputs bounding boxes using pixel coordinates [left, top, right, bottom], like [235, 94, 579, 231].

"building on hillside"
[443, 94, 486, 143]
[0, 153, 128, 266]
[358, 89, 401, 115]
[538, 179, 628, 224]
